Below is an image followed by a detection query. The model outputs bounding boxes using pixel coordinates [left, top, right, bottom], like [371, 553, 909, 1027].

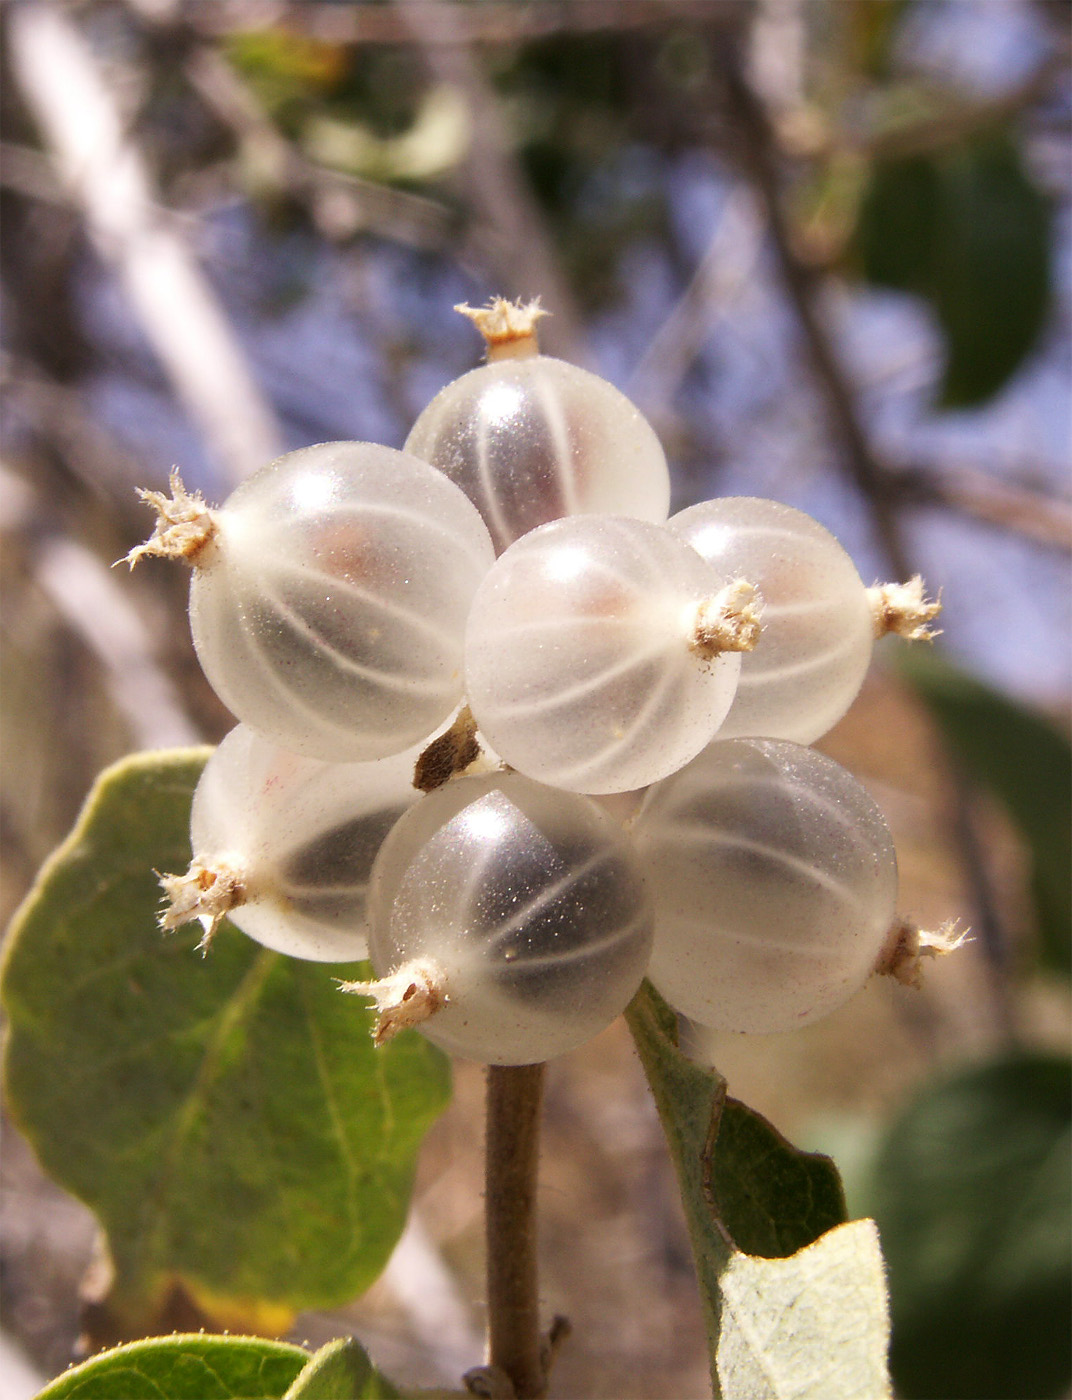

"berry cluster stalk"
[485, 1063, 547, 1398]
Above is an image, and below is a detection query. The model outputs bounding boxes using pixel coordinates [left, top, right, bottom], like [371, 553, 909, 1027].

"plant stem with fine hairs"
[484, 1063, 547, 1398]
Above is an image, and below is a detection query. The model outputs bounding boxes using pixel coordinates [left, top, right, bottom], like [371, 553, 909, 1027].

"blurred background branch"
[8, 2, 282, 486]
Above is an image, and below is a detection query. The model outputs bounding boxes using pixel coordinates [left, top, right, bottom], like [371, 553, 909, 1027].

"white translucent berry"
[166, 724, 424, 961]
[363, 773, 654, 1064]
[178, 442, 495, 761]
[464, 516, 756, 795]
[670, 497, 874, 744]
[633, 738, 899, 1034]
[404, 356, 671, 554]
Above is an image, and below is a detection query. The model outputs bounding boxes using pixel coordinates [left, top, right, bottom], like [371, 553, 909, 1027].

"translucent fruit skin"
[367, 773, 654, 1065]
[191, 724, 423, 962]
[633, 738, 898, 1034]
[670, 498, 873, 744]
[404, 356, 671, 554]
[464, 516, 741, 795]
[189, 442, 496, 762]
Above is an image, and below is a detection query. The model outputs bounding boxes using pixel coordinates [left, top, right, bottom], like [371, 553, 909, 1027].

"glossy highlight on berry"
[464, 515, 744, 794]
[405, 356, 671, 554]
[367, 772, 655, 1064]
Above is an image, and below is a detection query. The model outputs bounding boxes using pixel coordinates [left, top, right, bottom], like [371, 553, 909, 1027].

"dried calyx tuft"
[868, 575, 942, 641]
[413, 705, 484, 793]
[123, 469, 217, 568]
[874, 915, 970, 988]
[689, 579, 764, 661]
[455, 297, 547, 361]
[338, 960, 447, 1045]
[157, 857, 246, 952]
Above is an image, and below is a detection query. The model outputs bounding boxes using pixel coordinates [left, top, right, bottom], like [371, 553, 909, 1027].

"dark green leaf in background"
[865, 1051, 1072, 1400]
[1, 751, 451, 1340]
[857, 130, 1052, 406]
[898, 647, 1072, 975]
[856, 150, 941, 292]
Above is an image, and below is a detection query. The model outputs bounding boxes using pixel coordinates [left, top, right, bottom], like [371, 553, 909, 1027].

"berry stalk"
[484, 1062, 548, 1399]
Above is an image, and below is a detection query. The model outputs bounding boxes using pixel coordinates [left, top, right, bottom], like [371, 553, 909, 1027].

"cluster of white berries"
[137, 299, 948, 1066]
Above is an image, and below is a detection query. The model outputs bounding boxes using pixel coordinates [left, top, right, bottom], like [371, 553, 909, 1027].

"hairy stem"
[484, 1062, 547, 1398]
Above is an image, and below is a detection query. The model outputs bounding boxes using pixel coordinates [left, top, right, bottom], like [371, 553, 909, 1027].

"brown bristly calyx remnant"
[690, 579, 763, 661]
[157, 857, 246, 953]
[122, 468, 217, 568]
[874, 915, 970, 988]
[413, 705, 484, 793]
[338, 960, 447, 1045]
[456, 297, 547, 362]
[867, 575, 942, 641]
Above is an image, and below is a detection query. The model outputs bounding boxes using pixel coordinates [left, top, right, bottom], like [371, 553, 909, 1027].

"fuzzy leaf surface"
[1, 750, 451, 1339]
[284, 1339, 398, 1399]
[716, 1219, 891, 1400]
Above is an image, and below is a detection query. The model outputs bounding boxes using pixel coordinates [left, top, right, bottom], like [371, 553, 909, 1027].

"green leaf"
[2, 750, 451, 1339]
[933, 135, 1053, 406]
[898, 647, 1072, 975]
[857, 131, 1052, 406]
[36, 1334, 311, 1400]
[284, 1339, 398, 1400]
[35, 1334, 399, 1400]
[625, 982, 849, 1392]
[716, 1219, 892, 1399]
[709, 1097, 849, 1260]
[856, 151, 941, 293]
[866, 1051, 1072, 1400]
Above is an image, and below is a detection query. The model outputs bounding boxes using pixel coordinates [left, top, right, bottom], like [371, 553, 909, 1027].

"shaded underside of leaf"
[866, 1050, 1072, 1400]
[897, 647, 1072, 976]
[36, 1333, 311, 1400]
[711, 1097, 848, 1259]
[1, 749, 451, 1339]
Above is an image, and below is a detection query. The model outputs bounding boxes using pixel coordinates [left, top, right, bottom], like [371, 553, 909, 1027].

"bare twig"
[22, 517, 203, 752]
[892, 463, 1072, 553]
[35, 536, 202, 751]
[8, 3, 282, 486]
[626, 187, 764, 413]
[860, 53, 1070, 161]
[715, 20, 911, 579]
[484, 1064, 547, 1400]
